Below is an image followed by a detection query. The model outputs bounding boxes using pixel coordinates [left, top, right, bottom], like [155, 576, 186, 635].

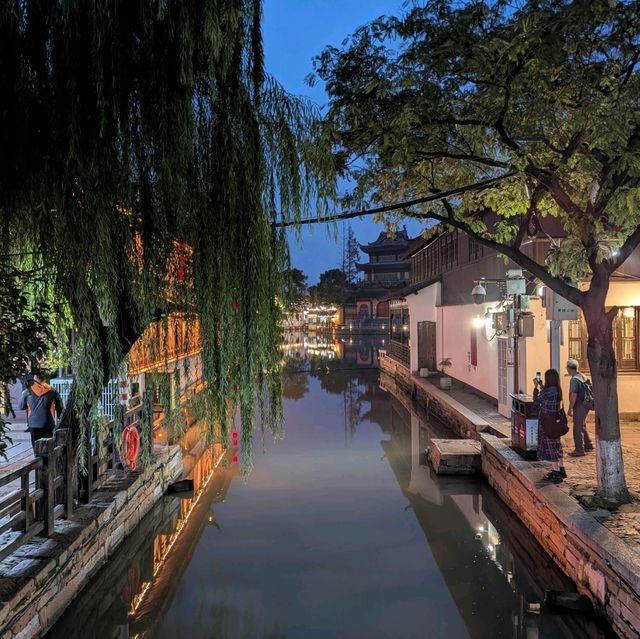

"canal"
[48, 335, 613, 639]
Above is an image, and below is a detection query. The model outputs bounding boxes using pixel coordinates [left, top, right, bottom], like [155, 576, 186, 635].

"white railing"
[51, 378, 118, 422]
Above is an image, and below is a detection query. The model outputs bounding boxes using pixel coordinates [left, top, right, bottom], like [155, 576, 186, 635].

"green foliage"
[308, 268, 348, 304]
[282, 268, 308, 309]
[0, 2, 335, 462]
[314, 0, 640, 499]
[314, 0, 640, 282]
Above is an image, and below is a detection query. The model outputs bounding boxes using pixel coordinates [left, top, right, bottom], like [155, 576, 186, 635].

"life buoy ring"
[121, 424, 140, 471]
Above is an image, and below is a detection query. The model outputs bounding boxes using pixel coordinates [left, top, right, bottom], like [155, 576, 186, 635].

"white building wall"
[436, 303, 501, 400]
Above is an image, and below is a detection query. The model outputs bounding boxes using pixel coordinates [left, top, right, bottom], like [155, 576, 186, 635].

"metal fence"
[51, 378, 118, 422]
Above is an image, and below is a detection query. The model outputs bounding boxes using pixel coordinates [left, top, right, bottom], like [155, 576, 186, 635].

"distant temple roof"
[358, 229, 412, 254]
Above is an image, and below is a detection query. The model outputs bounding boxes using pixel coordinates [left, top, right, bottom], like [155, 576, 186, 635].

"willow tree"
[0, 1, 334, 465]
[314, 0, 640, 501]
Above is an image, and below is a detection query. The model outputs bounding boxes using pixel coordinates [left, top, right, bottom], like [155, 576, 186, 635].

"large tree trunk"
[581, 282, 630, 503]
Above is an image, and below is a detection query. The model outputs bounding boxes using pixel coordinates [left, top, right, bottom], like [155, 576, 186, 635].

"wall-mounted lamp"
[622, 307, 635, 319]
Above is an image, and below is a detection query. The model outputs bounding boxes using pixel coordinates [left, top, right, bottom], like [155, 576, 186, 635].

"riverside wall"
[378, 352, 496, 440]
[378, 352, 640, 637]
[0, 446, 182, 639]
[482, 434, 640, 639]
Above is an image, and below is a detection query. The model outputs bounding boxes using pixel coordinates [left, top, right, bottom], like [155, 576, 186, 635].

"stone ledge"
[0, 444, 182, 639]
[481, 433, 640, 638]
[427, 438, 481, 475]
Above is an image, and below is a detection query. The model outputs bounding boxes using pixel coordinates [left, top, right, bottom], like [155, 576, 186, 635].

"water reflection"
[48, 339, 612, 639]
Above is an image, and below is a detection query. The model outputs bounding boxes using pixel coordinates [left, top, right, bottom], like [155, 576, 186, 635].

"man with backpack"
[566, 359, 594, 457]
[18, 373, 63, 452]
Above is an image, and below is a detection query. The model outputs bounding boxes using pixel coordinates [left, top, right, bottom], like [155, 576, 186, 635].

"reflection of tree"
[343, 377, 362, 441]
[281, 372, 309, 400]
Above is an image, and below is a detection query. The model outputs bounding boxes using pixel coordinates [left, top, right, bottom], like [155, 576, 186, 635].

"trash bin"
[510, 393, 539, 459]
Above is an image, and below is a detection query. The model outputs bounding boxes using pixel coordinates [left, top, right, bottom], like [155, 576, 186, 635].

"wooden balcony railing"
[388, 341, 410, 368]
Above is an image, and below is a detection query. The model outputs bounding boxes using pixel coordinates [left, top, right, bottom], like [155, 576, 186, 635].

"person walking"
[533, 369, 566, 483]
[18, 373, 63, 452]
[566, 358, 594, 457]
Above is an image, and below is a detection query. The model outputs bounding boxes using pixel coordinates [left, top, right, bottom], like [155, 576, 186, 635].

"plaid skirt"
[538, 423, 563, 462]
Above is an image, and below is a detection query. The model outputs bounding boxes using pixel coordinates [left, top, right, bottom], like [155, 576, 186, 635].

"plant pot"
[439, 376, 452, 390]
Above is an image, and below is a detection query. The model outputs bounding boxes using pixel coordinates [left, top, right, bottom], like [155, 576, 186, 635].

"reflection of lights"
[208, 515, 213, 522]
[402, 324, 409, 331]
[487, 544, 494, 553]
[131, 447, 226, 615]
[472, 315, 485, 329]
[623, 307, 635, 319]
[477, 525, 484, 533]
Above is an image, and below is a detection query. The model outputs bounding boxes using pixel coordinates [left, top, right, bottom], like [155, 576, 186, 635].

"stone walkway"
[561, 419, 640, 552]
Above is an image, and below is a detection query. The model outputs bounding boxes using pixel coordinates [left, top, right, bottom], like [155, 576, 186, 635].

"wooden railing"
[0, 428, 73, 561]
[388, 340, 410, 368]
[0, 399, 157, 561]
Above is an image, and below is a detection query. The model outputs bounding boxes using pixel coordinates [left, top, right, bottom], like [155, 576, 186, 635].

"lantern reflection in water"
[128, 441, 230, 619]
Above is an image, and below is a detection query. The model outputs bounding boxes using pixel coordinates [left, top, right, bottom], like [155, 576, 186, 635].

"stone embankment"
[0, 446, 182, 639]
[378, 351, 640, 638]
[378, 352, 509, 440]
[482, 435, 640, 639]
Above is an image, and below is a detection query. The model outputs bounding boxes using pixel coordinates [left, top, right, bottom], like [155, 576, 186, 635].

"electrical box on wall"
[518, 313, 535, 337]
[506, 278, 526, 295]
[545, 288, 579, 321]
[493, 311, 509, 332]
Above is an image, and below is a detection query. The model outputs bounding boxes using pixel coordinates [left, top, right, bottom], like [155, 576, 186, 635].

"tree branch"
[401, 205, 584, 306]
[608, 224, 640, 273]
[415, 150, 510, 169]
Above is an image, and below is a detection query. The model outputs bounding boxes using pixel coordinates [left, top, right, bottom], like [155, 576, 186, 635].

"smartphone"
[535, 371, 542, 381]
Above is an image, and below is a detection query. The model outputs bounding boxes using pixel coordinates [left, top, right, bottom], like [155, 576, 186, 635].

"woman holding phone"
[533, 369, 566, 483]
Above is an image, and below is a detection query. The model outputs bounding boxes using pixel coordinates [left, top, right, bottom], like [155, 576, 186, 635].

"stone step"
[426, 438, 482, 475]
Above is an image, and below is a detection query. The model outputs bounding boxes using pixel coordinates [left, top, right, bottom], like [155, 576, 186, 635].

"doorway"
[417, 321, 437, 371]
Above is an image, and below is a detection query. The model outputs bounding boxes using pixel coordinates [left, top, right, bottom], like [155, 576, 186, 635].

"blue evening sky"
[262, 0, 423, 285]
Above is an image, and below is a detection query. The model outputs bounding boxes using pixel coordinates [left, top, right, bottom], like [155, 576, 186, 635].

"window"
[469, 239, 483, 262]
[568, 308, 639, 371]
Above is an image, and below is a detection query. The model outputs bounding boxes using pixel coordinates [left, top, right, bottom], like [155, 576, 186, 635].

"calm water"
[48, 335, 612, 639]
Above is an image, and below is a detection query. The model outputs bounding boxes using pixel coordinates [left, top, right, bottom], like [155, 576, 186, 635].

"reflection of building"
[48, 442, 239, 639]
[306, 305, 340, 330]
[376, 377, 606, 639]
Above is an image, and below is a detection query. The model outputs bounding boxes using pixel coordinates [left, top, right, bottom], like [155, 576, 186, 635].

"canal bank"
[0, 444, 183, 639]
[379, 351, 640, 638]
[44, 338, 612, 639]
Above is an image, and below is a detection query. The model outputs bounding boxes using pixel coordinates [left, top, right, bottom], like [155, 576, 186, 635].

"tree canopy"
[313, 0, 640, 500]
[0, 0, 334, 464]
[309, 268, 348, 304]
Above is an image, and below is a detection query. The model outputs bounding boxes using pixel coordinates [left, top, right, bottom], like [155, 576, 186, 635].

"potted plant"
[438, 358, 453, 390]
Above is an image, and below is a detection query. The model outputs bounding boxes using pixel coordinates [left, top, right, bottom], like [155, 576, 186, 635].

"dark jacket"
[18, 381, 63, 429]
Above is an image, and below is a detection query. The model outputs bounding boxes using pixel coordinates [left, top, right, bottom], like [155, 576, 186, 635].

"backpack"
[581, 378, 595, 411]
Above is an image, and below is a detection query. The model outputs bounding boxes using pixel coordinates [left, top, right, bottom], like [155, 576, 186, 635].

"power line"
[272, 171, 517, 228]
